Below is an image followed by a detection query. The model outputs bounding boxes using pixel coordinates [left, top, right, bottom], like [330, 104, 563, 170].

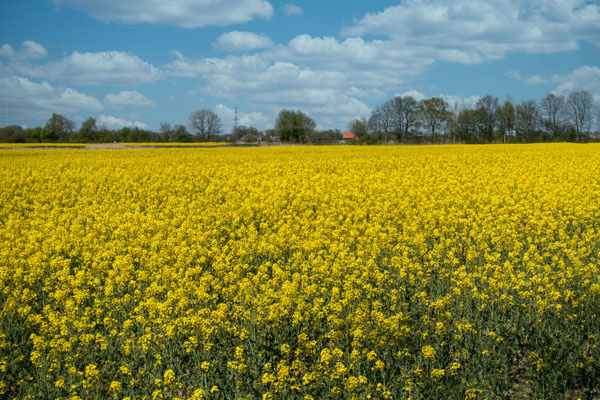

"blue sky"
[0, 0, 598, 132]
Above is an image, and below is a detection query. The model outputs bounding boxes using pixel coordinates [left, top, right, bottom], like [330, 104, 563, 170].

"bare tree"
[367, 101, 394, 142]
[377, 100, 395, 142]
[499, 99, 515, 144]
[448, 100, 463, 144]
[367, 112, 382, 135]
[189, 109, 222, 141]
[596, 105, 600, 138]
[515, 100, 540, 143]
[475, 95, 500, 142]
[566, 91, 593, 140]
[391, 96, 406, 140]
[539, 93, 565, 140]
[159, 122, 172, 142]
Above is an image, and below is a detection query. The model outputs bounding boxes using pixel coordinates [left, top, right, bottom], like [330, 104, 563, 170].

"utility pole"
[233, 106, 238, 134]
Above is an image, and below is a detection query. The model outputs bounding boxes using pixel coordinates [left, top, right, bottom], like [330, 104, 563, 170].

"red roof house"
[341, 132, 357, 140]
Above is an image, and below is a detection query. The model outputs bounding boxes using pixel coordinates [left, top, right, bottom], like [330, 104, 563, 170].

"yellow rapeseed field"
[1, 144, 599, 399]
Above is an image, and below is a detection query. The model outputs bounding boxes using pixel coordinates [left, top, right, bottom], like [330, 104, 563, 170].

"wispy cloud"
[283, 4, 303, 16]
[52, 0, 274, 28]
[104, 91, 154, 108]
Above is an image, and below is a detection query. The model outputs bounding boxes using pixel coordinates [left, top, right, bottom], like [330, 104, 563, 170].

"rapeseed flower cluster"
[0, 144, 599, 399]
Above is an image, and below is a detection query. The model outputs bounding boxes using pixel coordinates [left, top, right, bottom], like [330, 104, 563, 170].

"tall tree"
[539, 93, 565, 140]
[447, 100, 463, 144]
[399, 96, 419, 142]
[159, 122, 172, 142]
[42, 113, 75, 142]
[174, 125, 193, 142]
[475, 95, 499, 143]
[456, 108, 479, 142]
[391, 97, 406, 140]
[566, 91, 593, 140]
[371, 100, 395, 142]
[498, 99, 515, 144]
[234, 126, 261, 142]
[418, 97, 450, 142]
[275, 109, 316, 143]
[78, 117, 97, 142]
[348, 118, 368, 137]
[596, 105, 600, 138]
[189, 109, 222, 141]
[515, 100, 540, 143]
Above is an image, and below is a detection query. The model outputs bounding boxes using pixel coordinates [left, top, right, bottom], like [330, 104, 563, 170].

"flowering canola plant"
[0, 144, 599, 399]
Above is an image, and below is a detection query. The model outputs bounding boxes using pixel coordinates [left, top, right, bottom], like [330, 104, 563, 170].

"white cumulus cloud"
[213, 31, 274, 52]
[98, 114, 149, 129]
[21, 51, 163, 85]
[0, 41, 47, 61]
[215, 104, 270, 131]
[395, 91, 481, 109]
[507, 65, 600, 101]
[552, 65, 600, 101]
[53, 0, 273, 28]
[399, 90, 426, 101]
[342, 0, 600, 63]
[0, 76, 102, 122]
[104, 91, 154, 108]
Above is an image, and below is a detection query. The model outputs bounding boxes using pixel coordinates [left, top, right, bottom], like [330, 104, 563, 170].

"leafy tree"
[71, 117, 98, 143]
[42, 113, 75, 142]
[0, 125, 26, 143]
[173, 125, 193, 142]
[189, 109, 222, 141]
[28, 127, 43, 143]
[398, 96, 419, 142]
[418, 97, 450, 142]
[233, 126, 261, 142]
[97, 127, 116, 143]
[455, 108, 479, 143]
[309, 129, 341, 144]
[275, 109, 316, 143]
[348, 118, 368, 137]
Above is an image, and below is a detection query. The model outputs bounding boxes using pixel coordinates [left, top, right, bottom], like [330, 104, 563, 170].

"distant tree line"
[0, 108, 337, 145]
[0, 110, 229, 144]
[0, 114, 197, 144]
[349, 90, 599, 144]
[2, 93, 598, 144]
